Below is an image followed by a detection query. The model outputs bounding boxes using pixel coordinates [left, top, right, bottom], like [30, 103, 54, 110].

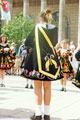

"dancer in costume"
[72, 46, 80, 88]
[58, 40, 74, 91]
[0, 35, 15, 87]
[22, 10, 63, 120]
[18, 39, 33, 88]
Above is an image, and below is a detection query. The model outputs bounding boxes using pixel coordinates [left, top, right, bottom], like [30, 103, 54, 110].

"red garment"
[2, 0, 9, 12]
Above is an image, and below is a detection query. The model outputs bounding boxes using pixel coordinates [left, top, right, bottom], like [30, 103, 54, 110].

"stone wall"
[49, 3, 78, 46]
[12, 3, 79, 46]
[65, 3, 78, 46]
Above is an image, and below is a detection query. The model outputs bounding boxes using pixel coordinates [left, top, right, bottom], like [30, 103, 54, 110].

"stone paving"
[0, 75, 80, 120]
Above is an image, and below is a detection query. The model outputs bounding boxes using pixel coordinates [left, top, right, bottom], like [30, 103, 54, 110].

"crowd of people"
[0, 8, 80, 120]
[0, 37, 33, 88]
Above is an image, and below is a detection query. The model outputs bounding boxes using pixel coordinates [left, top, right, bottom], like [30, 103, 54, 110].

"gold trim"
[40, 67, 60, 79]
[76, 82, 80, 85]
[74, 80, 80, 86]
[35, 25, 60, 79]
[39, 26, 55, 55]
[45, 59, 57, 71]
[35, 25, 42, 70]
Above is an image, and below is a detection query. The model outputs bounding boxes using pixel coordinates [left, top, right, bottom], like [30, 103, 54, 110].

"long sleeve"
[52, 27, 58, 47]
[25, 27, 35, 48]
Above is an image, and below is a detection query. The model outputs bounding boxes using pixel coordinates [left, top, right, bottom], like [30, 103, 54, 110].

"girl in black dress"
[59, 40, 74, 92]
[0, 35, 15, 87]
[22, 10, 63, 120]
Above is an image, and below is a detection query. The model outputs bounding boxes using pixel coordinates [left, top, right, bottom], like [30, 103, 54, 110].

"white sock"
[61, 85, 64, 88]
[26, 79, 29, 85]
[44, 105, 50, 115]
[35, 105, 42, 116]
[0, 78, 1, 84]
[30, 80, 33, 86]
[64, 85, 66, 89]
[0, 79, 4, 84]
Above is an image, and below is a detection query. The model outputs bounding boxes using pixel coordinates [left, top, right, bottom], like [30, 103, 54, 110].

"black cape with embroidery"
[22, 23, 63, 81]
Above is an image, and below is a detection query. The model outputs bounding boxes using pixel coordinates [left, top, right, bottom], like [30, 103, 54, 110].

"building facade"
[8, 0, 79, 46]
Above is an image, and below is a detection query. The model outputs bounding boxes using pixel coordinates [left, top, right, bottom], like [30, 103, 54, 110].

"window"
[52, 11, 70, 41]
[13, 0, 23, 7]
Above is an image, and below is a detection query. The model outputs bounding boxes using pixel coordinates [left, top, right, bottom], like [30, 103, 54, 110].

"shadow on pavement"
[67, 118, 80, 120]
[0, 108, 34, 118]
[50, 118, 80, 120]
[50, 117, 62, 120]
[52, 88, 80, 93]
[0, 87, 33, 92]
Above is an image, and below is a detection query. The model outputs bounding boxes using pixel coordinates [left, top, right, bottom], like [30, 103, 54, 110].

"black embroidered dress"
[22, 23, 63, 81]
[60, 49, 74, 73]
[0, 43, 15, 70]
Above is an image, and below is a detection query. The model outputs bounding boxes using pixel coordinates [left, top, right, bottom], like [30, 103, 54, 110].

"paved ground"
[0, 75, 80, 120]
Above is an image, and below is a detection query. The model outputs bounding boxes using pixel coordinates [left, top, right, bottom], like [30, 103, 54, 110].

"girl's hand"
[0, 50, 2, 53]
[4, 48, 10, 52]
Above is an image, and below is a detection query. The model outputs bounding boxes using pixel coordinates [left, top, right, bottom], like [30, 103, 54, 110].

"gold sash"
[35, 25, 60, 79]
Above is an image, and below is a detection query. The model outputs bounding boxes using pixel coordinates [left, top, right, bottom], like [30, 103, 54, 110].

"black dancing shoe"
[60, 88, 64, 91]
[0, 84, 5, 87]
[30, 114, 42, 120]
[64, 88, 66, 92]
[44, 115, 50, 120]
[30, 85, 33, 89]
[25, 84, 29, 88]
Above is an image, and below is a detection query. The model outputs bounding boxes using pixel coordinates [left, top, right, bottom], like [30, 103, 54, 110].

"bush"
[2, 13, 34, 48]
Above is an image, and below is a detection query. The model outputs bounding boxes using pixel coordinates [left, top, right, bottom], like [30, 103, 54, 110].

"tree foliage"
[2, 13, 34, 48]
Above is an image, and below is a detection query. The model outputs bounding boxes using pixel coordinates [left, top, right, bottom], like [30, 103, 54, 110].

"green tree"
[2, 13, 34, 48]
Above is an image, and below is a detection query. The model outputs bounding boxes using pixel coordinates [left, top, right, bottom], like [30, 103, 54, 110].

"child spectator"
[14, 55, 22, 75]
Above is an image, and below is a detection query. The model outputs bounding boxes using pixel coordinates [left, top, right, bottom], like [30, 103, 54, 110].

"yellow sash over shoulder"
[35, 24, 60, 79]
